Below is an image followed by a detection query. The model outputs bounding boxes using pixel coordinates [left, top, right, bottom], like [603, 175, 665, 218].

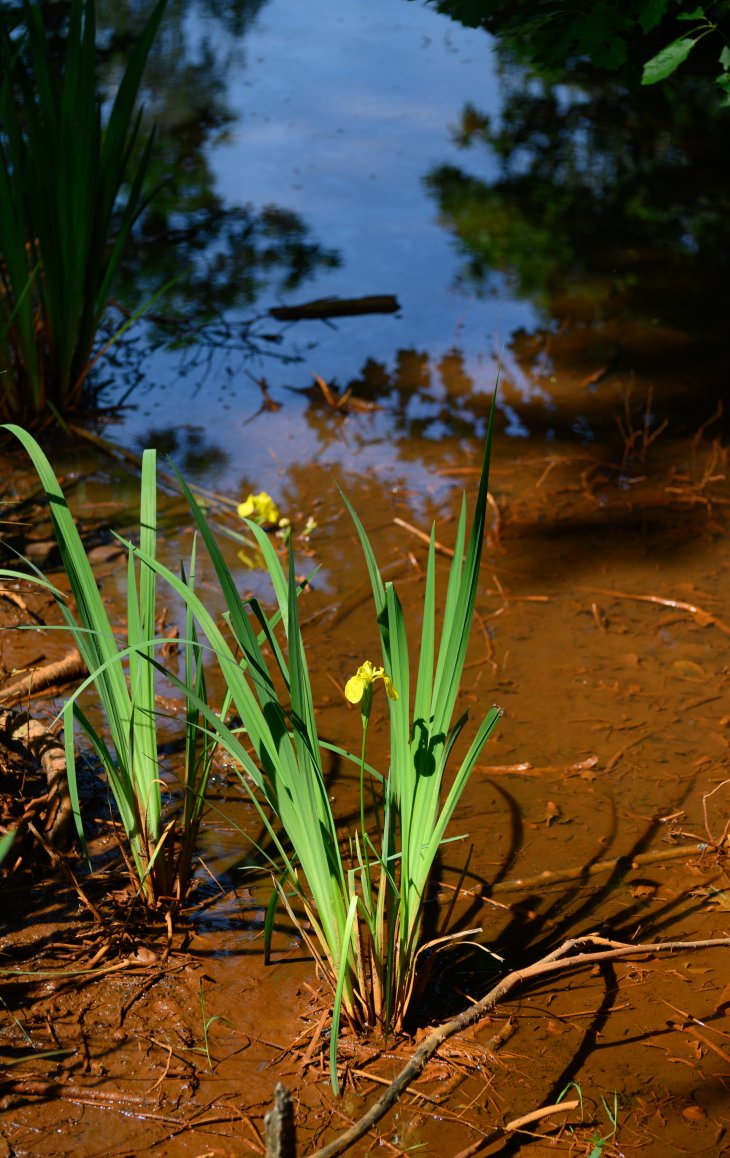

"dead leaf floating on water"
[311, 372, 380, 413]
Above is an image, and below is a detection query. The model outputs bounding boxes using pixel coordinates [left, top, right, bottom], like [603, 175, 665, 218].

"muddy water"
[3, 0, 730, 1153]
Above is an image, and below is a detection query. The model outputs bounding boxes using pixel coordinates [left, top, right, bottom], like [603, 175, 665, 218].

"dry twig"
[452, 1099, 580, 1158]
[581, 586, 730, 638]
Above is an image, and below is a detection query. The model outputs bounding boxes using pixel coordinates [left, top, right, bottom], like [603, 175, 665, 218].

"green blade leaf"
[642, 36, 697, 84]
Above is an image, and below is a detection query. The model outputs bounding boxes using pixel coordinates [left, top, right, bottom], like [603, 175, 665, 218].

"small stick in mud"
[452, 1099, 581, 1158]
[394, 516, 455, 558]
[581, 586, 730, 638]
[265, 1083, 297, 1158]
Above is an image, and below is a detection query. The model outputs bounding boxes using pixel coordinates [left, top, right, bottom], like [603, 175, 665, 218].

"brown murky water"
[2, 325, 729, 1156]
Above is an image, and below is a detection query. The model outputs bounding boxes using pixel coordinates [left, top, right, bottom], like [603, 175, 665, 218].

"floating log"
[269, 294, 400, 321]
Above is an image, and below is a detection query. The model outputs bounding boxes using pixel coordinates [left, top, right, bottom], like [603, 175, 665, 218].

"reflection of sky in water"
[112, 0, 542, 494]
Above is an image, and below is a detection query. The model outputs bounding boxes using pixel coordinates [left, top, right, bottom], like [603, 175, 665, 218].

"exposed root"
[0, 706, 72, 851]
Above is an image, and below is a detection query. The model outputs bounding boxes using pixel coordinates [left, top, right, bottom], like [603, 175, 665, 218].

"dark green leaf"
[639, 0, 677, 34]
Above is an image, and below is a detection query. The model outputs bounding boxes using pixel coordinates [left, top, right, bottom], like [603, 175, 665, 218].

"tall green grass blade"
[1, 425, 196, 903]
[424, 706, 502, 868]
[63, 701, 88, 859]
[337, 487, 386, 615]
[412, 529, 437, 733]
[330, 892, 359, 1095]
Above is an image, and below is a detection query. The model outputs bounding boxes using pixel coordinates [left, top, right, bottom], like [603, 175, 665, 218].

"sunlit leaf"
[642, 36, 698, 84]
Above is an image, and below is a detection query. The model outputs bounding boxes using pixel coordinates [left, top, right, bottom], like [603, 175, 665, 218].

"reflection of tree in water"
[422, 0, 730, 89]
[289, 348, 495, 448]
[97, 0, 340, 335]
[2, 0, 339, 351]
[424, 67, 730, 320]
[131, 423, 230, 479]
[100, 0, 270, 42]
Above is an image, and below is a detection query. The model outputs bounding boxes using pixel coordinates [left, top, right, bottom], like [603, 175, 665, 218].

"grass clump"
[129, 398, 501, 1089]
[0, 424, 216, 907]
[0, 0, 166, 420]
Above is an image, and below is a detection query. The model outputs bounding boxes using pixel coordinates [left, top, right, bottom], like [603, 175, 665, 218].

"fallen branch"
[1, 648, 87, 706]
[311, 933, 730, 1158]
[489, 842, 704, 894]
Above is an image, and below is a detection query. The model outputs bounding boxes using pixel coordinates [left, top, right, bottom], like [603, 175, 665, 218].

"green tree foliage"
[97, 0, 341, 331]
[419, 0, 730, 89]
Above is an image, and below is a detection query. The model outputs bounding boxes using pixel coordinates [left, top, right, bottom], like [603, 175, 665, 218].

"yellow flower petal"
[345, 675, 365, 703]
[237, 491, 283, 527]
[257, 494, 280, 525]
[383, 676, 399, 701]
[344, 660, 398, 704]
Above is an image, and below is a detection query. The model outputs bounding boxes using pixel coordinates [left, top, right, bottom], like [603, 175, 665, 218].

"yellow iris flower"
[345, 660, 398, 705]
[237, 491, 289, 528]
